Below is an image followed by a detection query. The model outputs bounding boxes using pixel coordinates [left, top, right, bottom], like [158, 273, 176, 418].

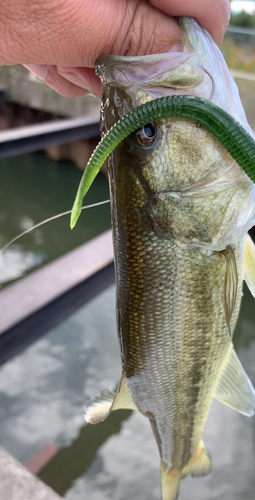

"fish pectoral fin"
[214, 344, 255, 416]
[244, 233, 255, 297]
[222, 245, 238, 335]
[160, 442, 211, 500]
[84, 377, 137, 424]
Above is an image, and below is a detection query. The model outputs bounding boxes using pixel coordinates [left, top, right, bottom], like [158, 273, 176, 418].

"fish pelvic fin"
[160, 442, 211, 500]
[214, 343, 255, 416]
[244, 233, 255, 298]
[84, 376, 138, 424]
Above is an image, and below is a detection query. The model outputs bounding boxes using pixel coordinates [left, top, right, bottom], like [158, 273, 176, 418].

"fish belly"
[115, 208, 233, 472]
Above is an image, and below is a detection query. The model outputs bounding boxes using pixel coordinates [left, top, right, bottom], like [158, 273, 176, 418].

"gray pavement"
[0, 445, 62, 500]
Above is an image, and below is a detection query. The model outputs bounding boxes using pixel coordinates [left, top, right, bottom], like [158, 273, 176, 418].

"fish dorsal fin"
[244, 233, 255, 298]
[222, 245, 238, 335]
[181, 440, 212, 478]
[84, 377, 137, 424]
[214, 344, 255, 416]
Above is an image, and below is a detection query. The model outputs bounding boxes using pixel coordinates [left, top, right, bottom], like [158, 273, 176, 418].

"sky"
[231, 1, 255, 13]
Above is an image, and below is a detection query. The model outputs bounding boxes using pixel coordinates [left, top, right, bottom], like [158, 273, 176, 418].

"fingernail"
[57, 67, 93, 93]
[24, 64, 48, 81]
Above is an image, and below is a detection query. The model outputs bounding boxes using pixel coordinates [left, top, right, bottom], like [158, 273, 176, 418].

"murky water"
[0, 279, 254, 500]
[0, 151, 110, 288]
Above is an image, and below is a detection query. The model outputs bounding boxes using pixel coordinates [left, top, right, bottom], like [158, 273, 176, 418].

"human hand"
[0, 0, 230, 98]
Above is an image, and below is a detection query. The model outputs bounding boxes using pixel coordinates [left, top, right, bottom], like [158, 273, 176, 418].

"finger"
[24, 64, 90, 97]
[4, 0, 182, 67]
[57, 67, 102, 98]
[113, 1, 182, 56]
[149, 0, 231, 46]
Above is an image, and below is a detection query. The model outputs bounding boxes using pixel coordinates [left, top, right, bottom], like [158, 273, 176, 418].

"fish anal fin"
[112, 377, 138, 411]
[214, 344, 255, 416]
[84, 377, 137, 424]
[160, 442, 211, 500]
[222, 245, 238, 335]
[84, 388, 115, 424]
[244, 233, 255, 298]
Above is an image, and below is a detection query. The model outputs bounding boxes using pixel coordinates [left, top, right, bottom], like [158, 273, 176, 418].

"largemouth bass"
[80, 18, 255, 500]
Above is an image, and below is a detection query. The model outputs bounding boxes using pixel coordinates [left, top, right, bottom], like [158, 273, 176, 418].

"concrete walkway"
[0, 230, 113, 334]
[0, 445, 62, 499]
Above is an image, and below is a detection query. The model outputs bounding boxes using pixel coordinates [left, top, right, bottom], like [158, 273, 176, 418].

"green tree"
[230, 10, 255, 28]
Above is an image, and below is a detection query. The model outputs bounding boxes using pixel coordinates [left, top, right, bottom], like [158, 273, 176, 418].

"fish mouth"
[96, 52, 204, 88]
[95, 51, 214, 105]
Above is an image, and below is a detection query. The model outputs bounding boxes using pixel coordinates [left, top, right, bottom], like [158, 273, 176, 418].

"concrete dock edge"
[0, 445, 62, 499]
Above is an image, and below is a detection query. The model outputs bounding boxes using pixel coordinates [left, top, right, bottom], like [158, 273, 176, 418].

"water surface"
[0, 283, 254, 500]
[0, 151, 110, 288]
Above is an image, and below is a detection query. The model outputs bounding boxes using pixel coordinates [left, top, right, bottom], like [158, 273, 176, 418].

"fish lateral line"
[1, 199, 110, 254]
[70, 95, 255, 229]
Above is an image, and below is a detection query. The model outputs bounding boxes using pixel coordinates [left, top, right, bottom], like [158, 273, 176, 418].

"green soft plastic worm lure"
[70, 95, 255, 229]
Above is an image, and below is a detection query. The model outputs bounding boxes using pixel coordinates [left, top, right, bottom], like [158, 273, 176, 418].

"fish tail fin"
[160, 442, 212, 500]
[160, 467, 181, 500]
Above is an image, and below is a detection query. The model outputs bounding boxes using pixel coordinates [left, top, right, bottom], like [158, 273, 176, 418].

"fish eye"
[135, 122, 157, 147]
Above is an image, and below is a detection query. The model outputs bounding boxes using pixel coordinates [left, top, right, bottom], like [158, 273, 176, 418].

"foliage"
[221, 37, 255, 72]
[230, 10, 255, 29]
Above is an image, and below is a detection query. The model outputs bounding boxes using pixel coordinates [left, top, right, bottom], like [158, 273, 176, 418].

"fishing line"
[1, 199, 110, 254]
[204, 69, 215, 101]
